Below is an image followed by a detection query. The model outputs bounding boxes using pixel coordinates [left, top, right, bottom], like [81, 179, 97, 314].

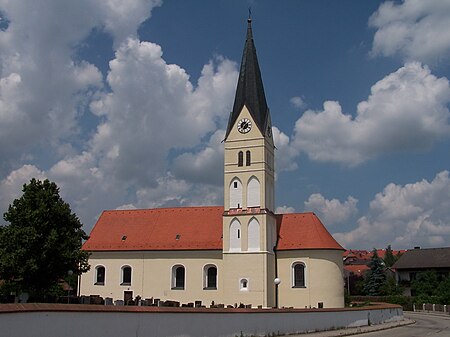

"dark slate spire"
[224, 18, 269, 139]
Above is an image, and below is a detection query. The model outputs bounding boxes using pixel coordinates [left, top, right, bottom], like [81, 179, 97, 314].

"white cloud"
[0, 165, 46, 214]
[0, 0, 162, 175]
[0, 1, 239, 231]
[290, 96, 306, 109]
[172, 130, 225, 186]
[334, 171, 450, 249]
[276, 206, 296, 214]
[304, 193, 358, 226]
[89, 39, 237, 189]
[292, 62, 450, 166]
[370, 0, 450, 64]
[272, 126, 299, 172]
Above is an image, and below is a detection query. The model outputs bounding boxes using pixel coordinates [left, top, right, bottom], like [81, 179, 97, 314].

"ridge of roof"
[225, 18, 269, 140]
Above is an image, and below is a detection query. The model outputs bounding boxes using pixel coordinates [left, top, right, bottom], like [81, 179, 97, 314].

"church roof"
[224, 19, 269, 140]
[82, 207, 344, 252]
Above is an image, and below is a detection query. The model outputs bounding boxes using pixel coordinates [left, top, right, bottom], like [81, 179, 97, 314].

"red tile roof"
[83, 207, 344, 252]
[276, 212, 344, 251]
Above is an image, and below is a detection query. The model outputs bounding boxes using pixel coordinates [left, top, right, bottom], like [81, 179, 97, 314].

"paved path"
[289, 311, 450, 337]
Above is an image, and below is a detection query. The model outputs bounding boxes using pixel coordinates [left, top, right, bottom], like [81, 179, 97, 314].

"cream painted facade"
[81, 251, 224, 305]
[80, 19, 344, 309]
[277, 250, 345, 308]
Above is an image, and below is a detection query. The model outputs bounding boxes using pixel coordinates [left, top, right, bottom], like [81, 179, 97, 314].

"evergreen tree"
[0, 179, 89, 299]
[363, 249, 386, 296]
[383, 245, 397, 267]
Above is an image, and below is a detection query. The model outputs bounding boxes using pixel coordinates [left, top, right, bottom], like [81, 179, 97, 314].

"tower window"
[246, 151, 251, 166]
[238, 151, 243, 167]
[234, 182, 238, 188]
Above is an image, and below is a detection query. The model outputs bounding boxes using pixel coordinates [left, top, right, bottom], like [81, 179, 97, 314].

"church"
[80, 19, 345, 309]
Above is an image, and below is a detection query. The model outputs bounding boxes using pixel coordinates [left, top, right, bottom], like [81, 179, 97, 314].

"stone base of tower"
[222, 251, 276, 308]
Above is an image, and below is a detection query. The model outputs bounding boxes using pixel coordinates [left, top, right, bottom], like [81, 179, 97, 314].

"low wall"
[0, 303, 403, 337]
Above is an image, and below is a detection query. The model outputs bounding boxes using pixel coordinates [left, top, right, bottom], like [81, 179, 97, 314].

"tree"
[411, 270, 450, 304]
[363, 249, 386, 296]
[383, 245, 398, 267]
[0, 178, 89, 299]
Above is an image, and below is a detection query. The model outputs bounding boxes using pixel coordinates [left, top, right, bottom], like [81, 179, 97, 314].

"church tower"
[222, 18, 277, 308]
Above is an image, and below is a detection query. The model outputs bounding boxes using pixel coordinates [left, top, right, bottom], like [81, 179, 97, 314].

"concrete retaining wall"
[0, 303, 403, 337]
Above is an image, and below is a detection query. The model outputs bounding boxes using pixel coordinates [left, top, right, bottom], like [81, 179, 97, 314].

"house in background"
[80, 19, 345, 309]
[392, 247, 450, 296]
[343, 248, 405, 295]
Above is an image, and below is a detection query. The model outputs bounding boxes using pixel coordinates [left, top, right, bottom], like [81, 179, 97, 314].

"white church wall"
[276, 249, 345, 308]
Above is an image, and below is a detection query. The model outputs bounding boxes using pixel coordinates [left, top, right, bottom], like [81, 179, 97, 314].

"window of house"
[238, 151, 243, 167]
[246, 150, 251, 166]
[172, 265, 185, 290]
[293, 263, 306, 288]
[204, 265, 218, 289]
[240, 278, 249, 291]
[121, 266, 132, 286]
[95, 266, 105, 285]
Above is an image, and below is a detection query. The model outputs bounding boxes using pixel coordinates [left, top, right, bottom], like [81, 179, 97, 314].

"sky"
[1, 0, 450, 250]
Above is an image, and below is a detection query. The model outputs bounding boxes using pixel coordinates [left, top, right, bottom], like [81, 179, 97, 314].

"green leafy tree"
[411, 270, 450, 304]
[363, 249, 386, 296]
[0, 179, 89, 299]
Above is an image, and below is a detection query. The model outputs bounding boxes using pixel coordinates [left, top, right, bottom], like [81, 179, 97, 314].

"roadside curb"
[289, 319, 415, 337]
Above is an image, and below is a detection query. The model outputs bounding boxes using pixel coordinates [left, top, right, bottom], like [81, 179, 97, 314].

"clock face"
[237, 118, 252, 134]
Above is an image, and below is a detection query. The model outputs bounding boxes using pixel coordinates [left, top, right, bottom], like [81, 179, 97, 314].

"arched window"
[247, 176, 260, 207]
[230, 178, 242, 209]
[203, 265, 218, 289]
[248, 218, 260, 251]
[172, 265, 185, 289]
[238, 151, 243, 167]
[240, 278, 249, 291]
[229, 219, 241, 252]
[293, 263, 306, 288]
[121, 266, 132, 285]
[95, 266, 105, 285]
[246, 150, 251, 166]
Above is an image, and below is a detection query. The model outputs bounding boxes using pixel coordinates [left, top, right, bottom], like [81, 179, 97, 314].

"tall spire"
[225, 18, 269, 139]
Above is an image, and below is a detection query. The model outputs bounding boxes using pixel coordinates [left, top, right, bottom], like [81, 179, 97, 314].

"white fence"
[414, 303, 450, 314]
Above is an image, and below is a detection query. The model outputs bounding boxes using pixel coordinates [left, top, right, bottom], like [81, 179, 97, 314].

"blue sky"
[1, 0, 450, 250]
